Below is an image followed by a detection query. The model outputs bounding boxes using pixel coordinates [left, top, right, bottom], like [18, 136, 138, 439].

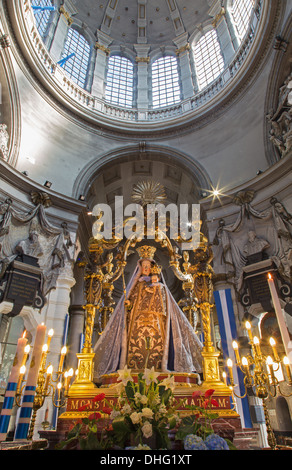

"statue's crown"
[136, 245, 156, 260]
[151, 264, 162, 275]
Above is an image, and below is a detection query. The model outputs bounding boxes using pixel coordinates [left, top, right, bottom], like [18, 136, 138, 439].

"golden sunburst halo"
[132, 180, 167, 206]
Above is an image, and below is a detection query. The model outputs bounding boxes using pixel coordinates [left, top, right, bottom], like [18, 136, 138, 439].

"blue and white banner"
[214, 288, 252, 429]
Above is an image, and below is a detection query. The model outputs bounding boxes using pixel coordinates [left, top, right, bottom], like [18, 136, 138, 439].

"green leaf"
[225, 438, 237, 450]
[125, 382, 135, 402]
[168, 416, 177, 430]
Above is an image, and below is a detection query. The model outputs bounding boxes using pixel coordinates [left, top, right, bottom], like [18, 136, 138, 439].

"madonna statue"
[93, 245, 203, 382]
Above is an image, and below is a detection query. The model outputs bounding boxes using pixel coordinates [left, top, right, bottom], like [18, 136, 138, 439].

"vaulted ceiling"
[71, 0, 211, 47]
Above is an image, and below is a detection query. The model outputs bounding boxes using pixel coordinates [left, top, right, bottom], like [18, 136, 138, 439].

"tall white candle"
[26, 323, 47, 387]
[7, 332, 28, 384]
[267, 273, 292, 362]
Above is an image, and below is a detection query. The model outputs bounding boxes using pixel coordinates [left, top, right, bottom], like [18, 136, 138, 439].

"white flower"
[110, 409, 121, 419]
[142, 366, 160, 385]
[158, 404, 167, 414]
[159, 375, 176, 391]
[140, 395, 148, 405]
[134, 392, 142, 403]
[141, 421, 153, 439]
[117, 365, 133, 385]
[130, 411, 141, 424]
[141, 407, 154, 419]
[122, 403, 132, 414]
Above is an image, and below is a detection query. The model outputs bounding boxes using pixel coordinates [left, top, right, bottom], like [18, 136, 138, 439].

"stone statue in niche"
[0, 124, 9, 161]
[267, 71, 292, 157]
[212, 190, 292, 292]
[243, 230, 270, 264]
[15, 218, 43, 258]
[0, 193, 76, 297]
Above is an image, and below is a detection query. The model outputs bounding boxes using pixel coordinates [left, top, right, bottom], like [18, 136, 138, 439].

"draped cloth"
[93, 259, 203, 382]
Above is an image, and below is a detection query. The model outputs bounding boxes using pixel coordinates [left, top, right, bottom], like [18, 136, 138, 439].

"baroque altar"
[56, 182, 241, 441]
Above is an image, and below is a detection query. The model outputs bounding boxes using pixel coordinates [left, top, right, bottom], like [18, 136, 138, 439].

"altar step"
[233, 428, 261, 450]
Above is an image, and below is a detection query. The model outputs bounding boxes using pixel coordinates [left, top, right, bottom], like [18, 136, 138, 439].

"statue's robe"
[93, 261, 203, 382]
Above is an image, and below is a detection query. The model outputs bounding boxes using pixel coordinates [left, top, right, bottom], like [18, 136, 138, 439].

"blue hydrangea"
[204, 434, 229, 450]
[183, 434, 207, 450]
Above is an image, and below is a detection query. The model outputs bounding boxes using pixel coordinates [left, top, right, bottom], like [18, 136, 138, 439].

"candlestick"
[267, 273, 292, 361]
[0, 332, 28, 441]
[15, 323, 46, 440]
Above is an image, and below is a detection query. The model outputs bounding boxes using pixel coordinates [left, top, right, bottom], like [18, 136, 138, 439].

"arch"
[72, 144, 213, 200]
[276, 396, 292, 432]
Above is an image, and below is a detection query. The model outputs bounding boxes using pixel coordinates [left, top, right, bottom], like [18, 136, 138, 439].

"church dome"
[6, 0, 277, 134]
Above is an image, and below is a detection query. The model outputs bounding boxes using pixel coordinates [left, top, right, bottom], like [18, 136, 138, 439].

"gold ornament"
[136, 245, 156, 260]
[132, 180, 166, 206]
[151, 264, 162, 275]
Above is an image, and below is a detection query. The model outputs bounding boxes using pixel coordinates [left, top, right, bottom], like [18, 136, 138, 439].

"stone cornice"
[0, 159, 86, 228]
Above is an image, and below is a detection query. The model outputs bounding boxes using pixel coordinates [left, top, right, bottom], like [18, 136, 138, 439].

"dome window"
[151, 56, 181, 109]
[105, 55, 134, 108]
[229, 0, 255, 40]
[31, 0, 55, 39]
[193, 29, 224, 91]
[60, 28, 91, 89]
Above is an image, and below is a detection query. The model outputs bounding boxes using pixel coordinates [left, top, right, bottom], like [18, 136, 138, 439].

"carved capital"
[59, 6, 73, 25]
[95, 42, 110, 55]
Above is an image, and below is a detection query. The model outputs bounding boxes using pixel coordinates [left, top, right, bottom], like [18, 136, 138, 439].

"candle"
[40, 344, 49, 368]
[16, 366, 26, 395]
[253, 336, 261, 357]
[283, 357, 292, 383]
[245, 321, 253, 341]
[227, 358, 234, 385]
[44, 365, 53, 395]
[242, 356, 251, 384]
[46, 329, 54, 350]
[0, 332, 28, 441]
[222, 371, 227, 386]
[58, 346, 67, 373]
[269, 337, 280, 363]
[232, 340, 240, 363]
[266, 356, 276, 384]
[267, 273, 292, 360]
[15, 323, 46, 440]
[21, 345, 31, 368]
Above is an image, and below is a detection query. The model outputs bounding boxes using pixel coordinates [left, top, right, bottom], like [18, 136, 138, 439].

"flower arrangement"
[56, 368, 236, 450]
[107, 366, 179, 449]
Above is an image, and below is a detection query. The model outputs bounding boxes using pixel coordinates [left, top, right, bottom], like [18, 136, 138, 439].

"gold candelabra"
[225, 321, 292, 449]
[15, 330, 76, 440]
